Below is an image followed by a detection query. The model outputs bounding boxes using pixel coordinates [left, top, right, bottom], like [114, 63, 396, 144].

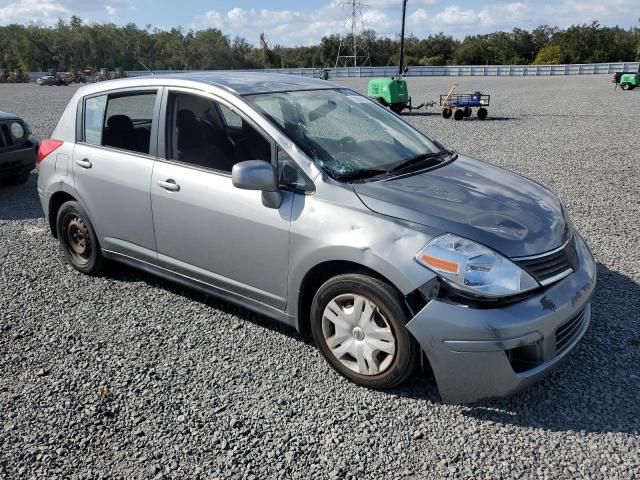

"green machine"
[367, 78, 415, 113]
[619, 72, 639, 90]
[368, 1, 424, 114]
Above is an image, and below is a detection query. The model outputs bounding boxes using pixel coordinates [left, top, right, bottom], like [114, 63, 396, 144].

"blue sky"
[0, 0, 638, 46]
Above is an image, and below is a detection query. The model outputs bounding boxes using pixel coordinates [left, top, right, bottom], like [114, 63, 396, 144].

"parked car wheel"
[56, 201, 105, 275]
[441, 108, 452, 118]
[477, 107, 488, 120]
[463, 107, 472, 117]
[310, 274, 416, 389]
[454, 109, 464, 121]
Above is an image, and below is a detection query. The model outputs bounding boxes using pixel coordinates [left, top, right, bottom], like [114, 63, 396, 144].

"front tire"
[310, 274, 416, 389]
[56, 201, 105, 275]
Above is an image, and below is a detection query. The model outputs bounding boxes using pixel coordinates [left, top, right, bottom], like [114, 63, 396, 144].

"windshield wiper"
[390, 150, 455, 173]
[334, 168, 390, 182]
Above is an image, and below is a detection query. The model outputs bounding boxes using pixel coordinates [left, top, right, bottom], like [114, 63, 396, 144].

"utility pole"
[398, 0, 408, 76]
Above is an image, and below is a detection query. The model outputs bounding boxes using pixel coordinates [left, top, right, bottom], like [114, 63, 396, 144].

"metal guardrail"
[26, 62, 639, 82]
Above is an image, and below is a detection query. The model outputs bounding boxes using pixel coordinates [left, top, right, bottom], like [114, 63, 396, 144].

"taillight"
[37, 139, 63, 163]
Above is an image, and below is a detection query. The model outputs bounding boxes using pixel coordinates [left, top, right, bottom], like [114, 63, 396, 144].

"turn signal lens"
[417, 254, 460, 274]
[37, 139, 63, 163]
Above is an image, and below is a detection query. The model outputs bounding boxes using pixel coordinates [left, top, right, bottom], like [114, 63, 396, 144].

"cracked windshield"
[247, 89, 441, 181]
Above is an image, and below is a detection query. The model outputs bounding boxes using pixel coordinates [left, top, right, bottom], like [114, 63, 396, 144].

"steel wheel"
[56, 200, 105, 275]
[321, 293, 396, 376]
[63, 215, 92, 267]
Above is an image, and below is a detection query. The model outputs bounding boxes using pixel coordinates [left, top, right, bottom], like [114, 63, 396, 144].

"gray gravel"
[1, 77, 639, 479]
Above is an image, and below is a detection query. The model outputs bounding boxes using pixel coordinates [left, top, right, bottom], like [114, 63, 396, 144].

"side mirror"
[232, 160, 282, 209]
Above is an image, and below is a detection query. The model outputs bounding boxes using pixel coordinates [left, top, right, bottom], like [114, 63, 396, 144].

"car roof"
[0, 111, 21, 121]
[78, 71, 341, 96]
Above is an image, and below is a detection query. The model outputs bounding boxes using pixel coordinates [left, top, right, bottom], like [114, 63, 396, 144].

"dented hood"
[353, 155, 568, 258]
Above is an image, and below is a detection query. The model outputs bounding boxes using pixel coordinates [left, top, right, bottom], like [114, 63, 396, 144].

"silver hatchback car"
[37, 73, 596, 403]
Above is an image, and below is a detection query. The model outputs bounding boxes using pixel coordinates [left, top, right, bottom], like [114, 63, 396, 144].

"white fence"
[28, 62, 639, 82]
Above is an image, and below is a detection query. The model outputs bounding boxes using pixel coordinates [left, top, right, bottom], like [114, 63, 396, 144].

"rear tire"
[621, 83, 630, 90]
[310, 274, 416, 389]
[56, 201, 105, 275]
[477, 107, 488, 120]
[463, 107, 472, 117]
[454, 109, 464, 121]
[442, 108, 452, 119]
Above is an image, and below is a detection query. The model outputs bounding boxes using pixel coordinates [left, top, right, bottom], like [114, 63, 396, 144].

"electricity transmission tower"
[335, 0, 370, 67]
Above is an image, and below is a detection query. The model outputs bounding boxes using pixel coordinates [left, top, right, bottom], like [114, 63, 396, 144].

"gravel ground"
[1, 77, 639, 479]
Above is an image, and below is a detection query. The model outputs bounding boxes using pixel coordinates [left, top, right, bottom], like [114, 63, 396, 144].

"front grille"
[514, 236, 578, 286]
[0, 123, 14, 148]
[0, 160, 21, 172]
[555, 308, 586, 354]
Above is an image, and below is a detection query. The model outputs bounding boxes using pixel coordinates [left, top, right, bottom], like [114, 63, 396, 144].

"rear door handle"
[75, 158, 92, 169]
[157, 179, 180, 192]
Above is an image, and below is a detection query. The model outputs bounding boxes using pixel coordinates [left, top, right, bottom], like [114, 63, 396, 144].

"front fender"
[286, 192, 438, 322]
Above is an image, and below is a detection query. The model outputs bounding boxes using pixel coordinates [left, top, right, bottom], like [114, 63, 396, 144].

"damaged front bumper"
[407, 233, 596, 404]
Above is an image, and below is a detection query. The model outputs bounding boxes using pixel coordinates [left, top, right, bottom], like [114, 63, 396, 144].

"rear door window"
[83, 91, 157, 155]
[103, 92, 156, 154]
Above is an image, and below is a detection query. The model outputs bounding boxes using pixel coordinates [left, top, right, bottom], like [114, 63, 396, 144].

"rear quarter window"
[84, 95, 107, 145]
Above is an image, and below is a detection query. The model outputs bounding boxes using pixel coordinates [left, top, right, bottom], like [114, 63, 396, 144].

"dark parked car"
[37, 75, 57, 86]
[0, 111, 37, 184]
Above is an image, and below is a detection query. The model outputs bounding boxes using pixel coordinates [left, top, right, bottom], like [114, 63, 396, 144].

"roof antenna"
[136, 58, 155, 76]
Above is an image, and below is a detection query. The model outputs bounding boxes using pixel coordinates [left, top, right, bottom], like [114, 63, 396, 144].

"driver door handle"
[157, 179, 180, 192]
[75, 158, 92, 169]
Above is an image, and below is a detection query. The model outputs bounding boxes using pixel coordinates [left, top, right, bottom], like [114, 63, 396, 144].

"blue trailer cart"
[440, 84, 491, 120]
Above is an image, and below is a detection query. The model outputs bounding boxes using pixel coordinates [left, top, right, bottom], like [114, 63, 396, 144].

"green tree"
[533, 44, 564, 64]
[0, 20, 637, 71]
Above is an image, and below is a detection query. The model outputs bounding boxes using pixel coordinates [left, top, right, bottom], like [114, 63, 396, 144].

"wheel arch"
[296, 260, 394, 337]
[295, 259, 429, 338]
[47, 188, 101, 237]
[48, 191, 77, 238]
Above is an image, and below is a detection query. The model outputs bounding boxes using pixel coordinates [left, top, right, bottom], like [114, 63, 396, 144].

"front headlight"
[415, 233, 538, 298]
[10, 122, 25, 139]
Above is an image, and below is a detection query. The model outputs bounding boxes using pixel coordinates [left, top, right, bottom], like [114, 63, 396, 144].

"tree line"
[0, 16, 638, 71]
